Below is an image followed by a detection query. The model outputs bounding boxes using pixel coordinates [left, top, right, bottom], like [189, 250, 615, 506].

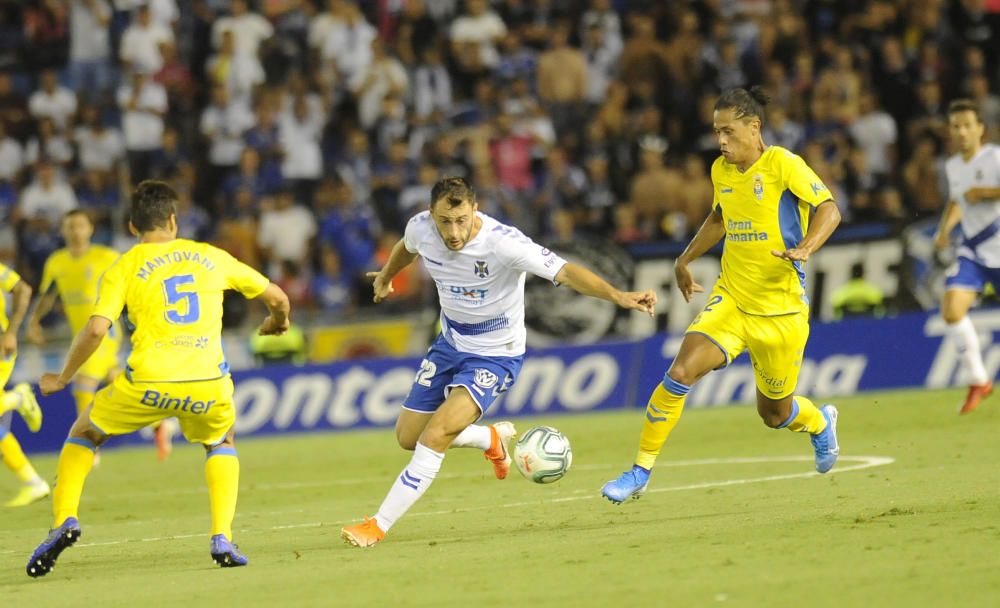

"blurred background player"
[341, 176, 656, 547]
[26, 181, 291, 577]
[602, 87, 842, 504]
[933, 100, 1000, 414]
[26, 210, 173, 461]
[0, 263, 46, 507]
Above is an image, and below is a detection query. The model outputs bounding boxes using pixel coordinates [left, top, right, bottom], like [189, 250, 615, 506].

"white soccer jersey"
[948, 143, 1000, 267]
[404, 211, 568, 357]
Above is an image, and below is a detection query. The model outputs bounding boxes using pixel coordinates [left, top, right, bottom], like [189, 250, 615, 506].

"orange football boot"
[341, 517, 386, 548]
[960, 381, 993, 414]
[484, 422, 516, 480]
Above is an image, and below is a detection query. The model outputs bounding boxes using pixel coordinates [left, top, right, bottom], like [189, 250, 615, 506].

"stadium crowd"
[0, 0, 998, 317]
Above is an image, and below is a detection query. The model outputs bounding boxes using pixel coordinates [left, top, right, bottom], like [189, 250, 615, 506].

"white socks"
[450, 424, 491, 450]
[374, 443, 444, 532]
[948, 316, 989, 385]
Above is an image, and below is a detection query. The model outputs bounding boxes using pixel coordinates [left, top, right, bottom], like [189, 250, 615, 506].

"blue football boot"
[601, 465, 651, 504]
[26, 517, 82, 578]
[810, 405, 840, 473]
[211, 534, 248, 567]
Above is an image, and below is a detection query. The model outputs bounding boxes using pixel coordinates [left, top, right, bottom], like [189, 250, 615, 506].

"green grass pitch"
[2, 388, 998, 607]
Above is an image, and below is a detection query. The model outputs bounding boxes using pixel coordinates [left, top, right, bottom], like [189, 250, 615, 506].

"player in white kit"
[341, 177, 656, 547]
[934, 100, 1000, 413]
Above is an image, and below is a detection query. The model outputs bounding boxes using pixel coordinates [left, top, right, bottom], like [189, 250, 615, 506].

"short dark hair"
[130, 180, 178, 233]
[715, 86, 771, 123]
[430, 176, 476, 209]
[63, 208, 92, 223]
[948, 99, 982, 122]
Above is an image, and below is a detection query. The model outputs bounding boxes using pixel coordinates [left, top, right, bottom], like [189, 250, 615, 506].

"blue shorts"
[402, 334, 524, 416]
[945, 256, 1000, 292]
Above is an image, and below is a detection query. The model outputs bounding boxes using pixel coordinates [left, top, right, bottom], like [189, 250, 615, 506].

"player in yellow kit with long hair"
[603, 87, 842, 503]
[26, 181, 291, 577]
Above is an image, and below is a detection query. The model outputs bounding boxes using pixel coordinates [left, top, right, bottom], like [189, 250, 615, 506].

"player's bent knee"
[756, 403, 788, 428]
[396, 431, 418, 451]
[666, 365, 699, 387]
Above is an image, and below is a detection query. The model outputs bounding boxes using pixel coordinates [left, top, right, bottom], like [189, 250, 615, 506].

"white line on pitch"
[0, 454, 892, 556]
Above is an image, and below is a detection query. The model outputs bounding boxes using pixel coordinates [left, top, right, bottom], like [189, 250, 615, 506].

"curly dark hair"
[130, 180, 178, 233]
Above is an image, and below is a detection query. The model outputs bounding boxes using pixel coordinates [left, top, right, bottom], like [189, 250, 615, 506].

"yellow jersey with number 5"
[710, 146, 833, 316]
[92, 239, 269, 382]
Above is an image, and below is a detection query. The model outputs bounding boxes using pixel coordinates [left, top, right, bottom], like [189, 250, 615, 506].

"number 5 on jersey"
[162, 274, 200, 324]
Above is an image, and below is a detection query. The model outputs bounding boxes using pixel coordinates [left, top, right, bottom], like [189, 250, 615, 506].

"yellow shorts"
[0, 353, 14, 387]
[686, 287, 809, 399]
[90, 374, 235, 446]
[76, 337, 120, 384]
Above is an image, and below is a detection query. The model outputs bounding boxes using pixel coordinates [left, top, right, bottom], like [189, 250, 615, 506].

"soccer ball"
[513, 426, 572, 484]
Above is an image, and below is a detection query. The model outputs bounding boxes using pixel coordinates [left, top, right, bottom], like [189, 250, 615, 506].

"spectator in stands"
[534, 146, 587, 239]
[24, 0, 70, 71]
[258, 188, 317, 279]
[73, 105, 124, 175]
[68, 0, 113, 100]
[335, 128, 373, 206]
[0, 176, 16, 262]
[399, 163, 437, 220]
[25, 118, 74, 169]
[450, 0, 506, 93]
[208, 29, 265, 106]
[371, 139, 413, 233]
[762, 104, 804, 153]
[154, 41, 197, 118]
[0, 73, 30, 141]
[0, 122, 24, 183]
[903, 136, 946, 218]
[18, 160, 78, 276]
[119, 4, 174, 74]
[75, 169, 117, 243]
[118, 69, 167, 184]
[212, 0, 273, 58]
[279, 92, 325, 206]
[312, 246, 354, 314]
[412, 45, 452, 123]
[175, 182, 212, 241]
[629, 135, 684, 240]
[678, 153, 713, 238]
[537, 22, 588, 138]
[149, 126, 191, 181]
[395, 0, 438, 66]
[317, 177, 376, 283]
[848, 90, 898, 179]
[583, 21, 621, 109]
[201, 84, 255, 210]
[489, 112, 534, 196]
[354, 38, 408, 130]
[29, 70, 77, 133]
[320, 1, 376, 100]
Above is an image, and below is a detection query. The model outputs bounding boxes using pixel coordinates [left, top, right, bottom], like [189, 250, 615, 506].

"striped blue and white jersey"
[404, 210, 567, 357]
[948, 143, 1000, 267]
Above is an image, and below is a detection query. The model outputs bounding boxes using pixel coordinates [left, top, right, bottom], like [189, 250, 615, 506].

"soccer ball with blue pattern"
[513, 426, 572, 484]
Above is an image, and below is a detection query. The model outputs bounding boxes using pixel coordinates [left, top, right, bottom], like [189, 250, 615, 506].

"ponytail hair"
[715, 86, 771, 123]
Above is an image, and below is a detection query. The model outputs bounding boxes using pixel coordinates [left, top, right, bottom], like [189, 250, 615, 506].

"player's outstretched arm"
[675, 209, 726, 303]
[366, 238, 418, 304]
[771, 199, 841, 263]
[964, 187, 1000, 204]
[933, 200, 962, 250]
[40, 315, 110, 395]
[255, 282, 291, 336]
[554, 263, 657, 317]
[0, 279, 31, 359]
[26, 291, 59, 346]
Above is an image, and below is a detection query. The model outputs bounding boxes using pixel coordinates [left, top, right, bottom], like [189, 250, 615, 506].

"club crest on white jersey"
[403, 211, 568, 357]
[947, 143, 1000, 267]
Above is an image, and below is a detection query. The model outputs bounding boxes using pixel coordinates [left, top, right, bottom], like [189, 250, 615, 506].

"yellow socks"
[635, 377, 689, 470]
[53, 439, 97, 526]
[777, 396, 827, 434]
[205, 448, 240, 539]
[1, 428, 41, 482]
[72, 390, 95, 415]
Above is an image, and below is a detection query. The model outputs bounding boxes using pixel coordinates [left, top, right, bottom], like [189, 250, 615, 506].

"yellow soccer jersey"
[40, 245, 121, 335]
[92, 239, 269, 383]
[711, 146, 833, 316]
[0, 263, 21, 331]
